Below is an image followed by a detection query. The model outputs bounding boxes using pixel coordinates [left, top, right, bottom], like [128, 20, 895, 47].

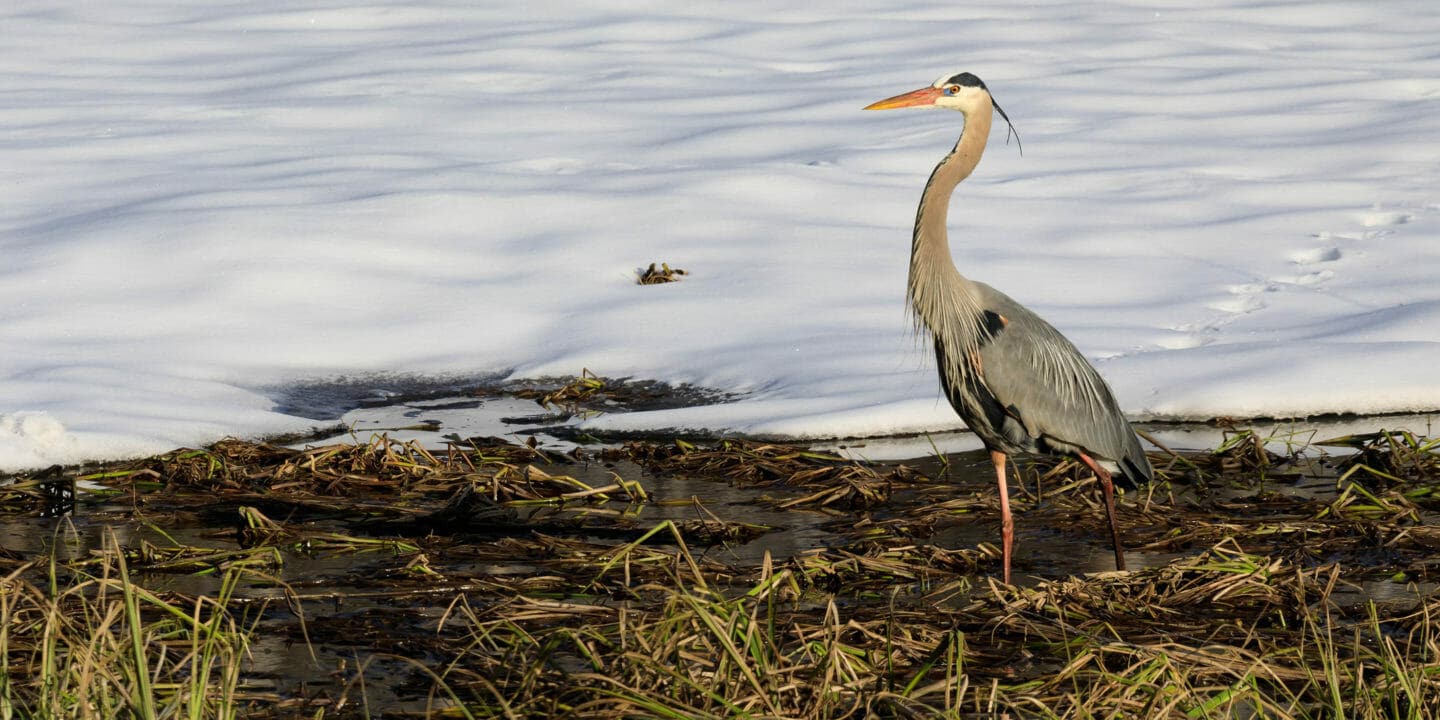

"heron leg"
[990, 450, 1013, 584]
[1078, 453, 1126, 571]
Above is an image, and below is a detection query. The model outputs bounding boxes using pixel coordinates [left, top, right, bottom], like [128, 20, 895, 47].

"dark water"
[7, 390, 1439, 711]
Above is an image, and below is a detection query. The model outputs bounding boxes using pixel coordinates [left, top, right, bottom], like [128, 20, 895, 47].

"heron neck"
[907, 106, 993, 344]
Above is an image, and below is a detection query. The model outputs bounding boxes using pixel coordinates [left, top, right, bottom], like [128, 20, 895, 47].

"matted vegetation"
[635, 262, 689, 285]
[2, 421, 1440, 718]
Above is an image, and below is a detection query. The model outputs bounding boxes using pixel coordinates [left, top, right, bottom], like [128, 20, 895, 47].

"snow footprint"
[1288, 245, 1340, 285]
[1359, 209, 1413, 228]
[1290, 247, 1340, 264]
[1165, 280, 1274, 347]
[1165, 206, 1416, 352]
[1210, 282, 1273, 315]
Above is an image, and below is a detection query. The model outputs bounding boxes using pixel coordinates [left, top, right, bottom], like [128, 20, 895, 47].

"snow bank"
[3, 1, 1438, 469]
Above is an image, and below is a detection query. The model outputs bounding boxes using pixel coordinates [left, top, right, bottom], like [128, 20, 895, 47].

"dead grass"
[515, 368, 608, 415]
[406, 542, 1440, 719]
[5, 423, 1440, 717]
[635, 262, 688, 285]
[618, 439, 924, 510]
[0, 534, 268, 719]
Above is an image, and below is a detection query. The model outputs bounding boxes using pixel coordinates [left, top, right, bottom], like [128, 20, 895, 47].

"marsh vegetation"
[2, 381, 1439, 718]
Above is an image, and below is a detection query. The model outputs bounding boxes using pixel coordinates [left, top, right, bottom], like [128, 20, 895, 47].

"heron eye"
[944, 84, 960, 96]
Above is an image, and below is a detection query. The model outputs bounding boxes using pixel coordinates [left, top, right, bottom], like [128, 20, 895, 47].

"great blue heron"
[865, 72, 1153, 584]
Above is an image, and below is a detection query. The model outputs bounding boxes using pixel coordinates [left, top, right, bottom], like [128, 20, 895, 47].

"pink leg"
[1078, 453, 1126, 571]
[990, 450, 1014, 584]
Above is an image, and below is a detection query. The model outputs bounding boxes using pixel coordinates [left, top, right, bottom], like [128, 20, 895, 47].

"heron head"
[865, 71, 991, 112]
[865, 71, 1022, 153]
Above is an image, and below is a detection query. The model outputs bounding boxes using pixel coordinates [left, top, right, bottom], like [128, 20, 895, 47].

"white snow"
[4, 1, 1440, 470]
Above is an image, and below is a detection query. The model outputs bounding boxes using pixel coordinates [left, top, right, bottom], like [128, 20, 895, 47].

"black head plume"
[990, 96, 1023, 156]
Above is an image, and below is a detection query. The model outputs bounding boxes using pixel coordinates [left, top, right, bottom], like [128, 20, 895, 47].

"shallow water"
[26, 389, 1437, 591]
[309, 377, 1440, 582]
[314, 384, 1440, 458]
[6, 389, 1439, 712]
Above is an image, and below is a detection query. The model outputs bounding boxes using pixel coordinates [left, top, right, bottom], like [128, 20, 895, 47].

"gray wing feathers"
[972, 283, 1153, 485]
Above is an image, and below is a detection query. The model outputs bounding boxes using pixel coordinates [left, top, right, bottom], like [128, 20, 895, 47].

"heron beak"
[864, 86, 942, 110]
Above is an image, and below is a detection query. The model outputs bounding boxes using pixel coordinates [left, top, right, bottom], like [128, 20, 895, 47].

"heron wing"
[971, 283, 1153, 484]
